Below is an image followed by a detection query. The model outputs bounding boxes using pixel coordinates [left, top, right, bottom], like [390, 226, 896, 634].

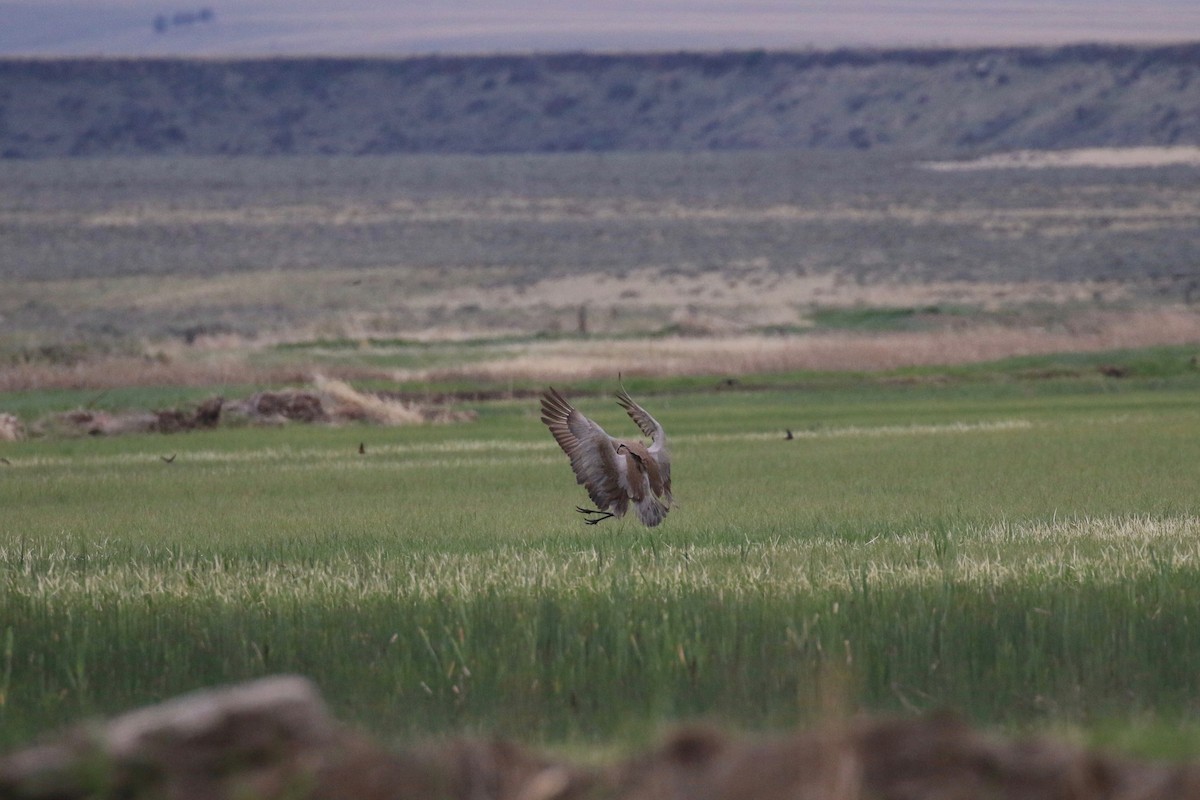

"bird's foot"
[576, 506, 615, 525]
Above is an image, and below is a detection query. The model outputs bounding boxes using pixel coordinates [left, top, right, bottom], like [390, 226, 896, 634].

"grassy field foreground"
[3, 370, 1200, 755]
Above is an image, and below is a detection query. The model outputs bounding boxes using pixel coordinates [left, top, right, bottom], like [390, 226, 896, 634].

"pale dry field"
[5, 306, 1199, 392]
[3, 148, 1200, 390]
[408, 307, 1200, 385]
[926, 146, 1200, 171]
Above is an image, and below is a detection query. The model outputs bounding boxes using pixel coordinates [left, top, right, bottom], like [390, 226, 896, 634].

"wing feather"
[615, 385, 663, 443]
[657, 452, 673, 504]
[635, 493, 669, 527]
[541, 388, 627, 516]
[541, 383, 673, 526]
[615, 383, 672, 504]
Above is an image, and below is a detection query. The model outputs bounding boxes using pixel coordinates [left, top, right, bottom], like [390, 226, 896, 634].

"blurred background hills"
[3, 44, 1200, 158]
[4, 1, 1200, 158]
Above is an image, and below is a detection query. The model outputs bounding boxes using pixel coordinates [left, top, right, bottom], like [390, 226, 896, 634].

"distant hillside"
[2, 44, 1200, 158]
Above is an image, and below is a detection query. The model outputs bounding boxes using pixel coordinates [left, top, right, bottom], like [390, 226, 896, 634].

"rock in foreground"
[3, 675, 1200, 799]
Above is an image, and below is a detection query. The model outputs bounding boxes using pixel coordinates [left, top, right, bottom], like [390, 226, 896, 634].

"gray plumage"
[540, 383, 673, 527]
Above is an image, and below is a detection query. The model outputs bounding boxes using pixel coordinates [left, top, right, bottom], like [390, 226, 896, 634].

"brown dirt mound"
[41, 400, 225, 437]
[243, 390, 328, 423]
[38, 383, 474, 438]
[3, 676, 1199, 800]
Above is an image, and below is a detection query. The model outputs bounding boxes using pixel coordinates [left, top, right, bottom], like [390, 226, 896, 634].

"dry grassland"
[411, 307, 1200, 384]
[0, 357, 308, 393]
[926, 146, 1200, 171]
[3, 306, 1198, 392]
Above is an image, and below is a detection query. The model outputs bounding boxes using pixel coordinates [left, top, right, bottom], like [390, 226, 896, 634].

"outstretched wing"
[615, 382, 673, 505]
[540, 388, 628, 517]
[615, 382, 665, 446]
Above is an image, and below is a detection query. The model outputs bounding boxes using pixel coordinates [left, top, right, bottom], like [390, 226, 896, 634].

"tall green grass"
[3, 381, 1200, 751]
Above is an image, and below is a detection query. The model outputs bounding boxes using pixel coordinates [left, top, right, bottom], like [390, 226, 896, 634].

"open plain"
[4, 148, 1200, 782]
[4, 148, 1200, 388]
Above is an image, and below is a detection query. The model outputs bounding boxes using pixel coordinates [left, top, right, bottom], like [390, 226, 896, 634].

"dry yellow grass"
[925, 145, 1200, 171]
[0, 358, 280, 393]
[3, 307, 1199, 392]
[414, 307, 1200, 384]
[0, 412, 24, 441]
[310, 375, 425, 425]
[0, 356, 372, 393]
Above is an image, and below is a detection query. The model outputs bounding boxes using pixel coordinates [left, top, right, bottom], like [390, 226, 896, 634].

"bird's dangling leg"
[576, 506, 615, 525]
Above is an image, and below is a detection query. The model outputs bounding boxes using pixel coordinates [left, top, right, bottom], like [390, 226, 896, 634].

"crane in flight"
[540, 380, 673, 527]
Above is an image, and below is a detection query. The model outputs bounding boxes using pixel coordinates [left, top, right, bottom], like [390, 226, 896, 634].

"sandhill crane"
[540, 381, 673, 527]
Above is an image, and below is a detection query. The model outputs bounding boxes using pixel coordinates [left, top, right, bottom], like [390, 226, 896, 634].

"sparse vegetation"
[2, 150, 1200, 363]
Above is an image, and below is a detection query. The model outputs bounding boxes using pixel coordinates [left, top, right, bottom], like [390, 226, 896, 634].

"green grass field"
[4, 363, 1200, 757]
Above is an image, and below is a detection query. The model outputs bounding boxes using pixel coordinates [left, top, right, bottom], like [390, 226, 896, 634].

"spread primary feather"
[540, 383, 673, 527]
